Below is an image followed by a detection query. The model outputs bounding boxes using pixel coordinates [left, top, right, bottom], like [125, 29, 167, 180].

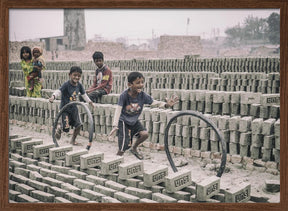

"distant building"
[157, 35, 202, 58]
[40, 9, 86, 51]
[40, 36, 69, 51]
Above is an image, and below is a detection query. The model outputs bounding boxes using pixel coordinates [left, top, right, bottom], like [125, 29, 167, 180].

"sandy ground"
[9, 123, 280, 203]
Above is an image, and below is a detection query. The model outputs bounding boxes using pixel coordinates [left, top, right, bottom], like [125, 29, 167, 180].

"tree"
[224, 12, 279, 46]
[224, 24, 242, 46]
[243, 15, 268, 40]
[266, 12, 280, 45]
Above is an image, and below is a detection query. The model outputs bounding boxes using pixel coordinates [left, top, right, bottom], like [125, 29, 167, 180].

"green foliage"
[224, 12, 279, 45]
[266, 12, 280, 45]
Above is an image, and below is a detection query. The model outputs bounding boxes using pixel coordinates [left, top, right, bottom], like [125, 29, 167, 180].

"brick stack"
[9, 134, 266, 203]
[8, 94, 280, 166]
[9, 70, 279, 97]
[9, 56, 280, 197]
[9, 57, 280, 74]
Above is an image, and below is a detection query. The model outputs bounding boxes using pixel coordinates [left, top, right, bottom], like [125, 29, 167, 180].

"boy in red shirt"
[84, 51, 113, 103]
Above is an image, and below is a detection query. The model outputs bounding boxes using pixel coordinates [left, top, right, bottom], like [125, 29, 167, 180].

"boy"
[83, 51, 113, 103]
[49, 66, 94, 150]
[109, 71, 178, 160]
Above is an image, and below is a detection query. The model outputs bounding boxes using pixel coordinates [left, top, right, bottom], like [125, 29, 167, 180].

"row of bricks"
[141, 120, 279, 148]
[8, 96, 280, 161]
[8, 71, 217, 96]
[152, 89, 280, 105]
[147, 129, 279, 151]
[9, 116, 281, 167]
[142, 111, 279, 162]
[8, 95, 280, 135]
[9, 175, 250, 203]
[9, 111, 281, 170]
[10, 71, 280, 104]
[36, 87, 281, 120]
[10, 172, 279, 203]
[8, 117, 281, 174]
[165, 142, 280, 163]
[9, 147, 199, 202]
[9, 57, 280, 73]
[9, 88, 280, 123]
[149, 135, 280, 163]
[148, 80, 279, 95]
[10, 135, 190, 191]
[9, 70, 220, 82]
[10, 87, 280, 120]
[9, 70, 280, 96]
[8, 81, 279, 101]
[8, 99, 280, 142]
[9, 140, 254, 203]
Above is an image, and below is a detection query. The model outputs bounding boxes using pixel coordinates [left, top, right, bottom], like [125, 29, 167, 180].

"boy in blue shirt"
[49, 66, 94, 150]
[109, 71, 178, 159]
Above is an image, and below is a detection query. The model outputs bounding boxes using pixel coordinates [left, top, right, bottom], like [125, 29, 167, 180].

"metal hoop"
[52, 101, 94, 147]
[164, 110, 227, 177]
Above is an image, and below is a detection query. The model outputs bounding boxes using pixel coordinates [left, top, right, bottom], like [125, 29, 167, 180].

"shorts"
[61, 107, 82, 132]
[117, 120, 146, 152]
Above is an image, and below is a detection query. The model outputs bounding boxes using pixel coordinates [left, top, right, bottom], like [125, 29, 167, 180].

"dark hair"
[69, 66, 82, 75]
[128, 71, 144, 83]
[92, 51, 104, 61]
[20, 46, 32, 60]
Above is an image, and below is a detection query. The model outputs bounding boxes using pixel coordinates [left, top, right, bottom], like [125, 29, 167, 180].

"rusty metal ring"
[164, 110, 227, 177]
[52, 102, 93, 147]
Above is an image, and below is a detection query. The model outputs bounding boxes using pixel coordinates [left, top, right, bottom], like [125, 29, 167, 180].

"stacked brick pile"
[8, 94, 280, 167]
[9, 70, 279, 95]
[8, 56, 281, 203]
[10, 134, 262, 203]
[8, 54, 280, 166]
[9, 56, 280, 74]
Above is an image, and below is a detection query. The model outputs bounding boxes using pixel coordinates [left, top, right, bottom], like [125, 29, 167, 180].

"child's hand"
[89, 101, 94, 108]
[109, 126, 118, 140]
[165, 94, 179, 107]
[49, 96, 55, 103]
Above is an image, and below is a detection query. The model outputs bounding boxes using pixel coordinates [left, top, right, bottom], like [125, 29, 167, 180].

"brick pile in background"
[9, 57, 280, 74]
[9, 70, 280, 96]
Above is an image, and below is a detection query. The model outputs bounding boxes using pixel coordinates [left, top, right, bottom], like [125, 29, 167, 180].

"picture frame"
[1, 0, 287, 210]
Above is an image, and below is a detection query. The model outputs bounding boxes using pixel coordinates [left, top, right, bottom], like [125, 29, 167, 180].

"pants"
[80, 89, 107, 103]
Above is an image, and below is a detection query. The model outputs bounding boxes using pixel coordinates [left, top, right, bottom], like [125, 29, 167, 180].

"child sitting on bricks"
[109, 71, 179, 160]
[80, 51, 113, 103]
[49, 66, 94, 150]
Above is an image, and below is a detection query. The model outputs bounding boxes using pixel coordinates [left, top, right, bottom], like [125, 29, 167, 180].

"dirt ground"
[9, 123, 280, 203]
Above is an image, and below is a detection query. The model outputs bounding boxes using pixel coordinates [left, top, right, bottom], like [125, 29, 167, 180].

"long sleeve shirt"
[87, 64, 113, 94]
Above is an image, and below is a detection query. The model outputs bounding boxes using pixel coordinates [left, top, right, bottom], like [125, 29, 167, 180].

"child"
[82, 51, 113, 103]
[27, 46, 46, 91]
[109, 71, 179, 160]
[49, 66, 94, 150]
[20, 46, 33, 96]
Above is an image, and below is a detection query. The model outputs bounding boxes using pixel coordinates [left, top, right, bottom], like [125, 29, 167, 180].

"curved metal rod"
[164, 110, 227, 177]
[52, 101, 94, 147]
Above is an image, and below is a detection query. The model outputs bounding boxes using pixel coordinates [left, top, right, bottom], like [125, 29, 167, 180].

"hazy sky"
[9, 9, 279, 45]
